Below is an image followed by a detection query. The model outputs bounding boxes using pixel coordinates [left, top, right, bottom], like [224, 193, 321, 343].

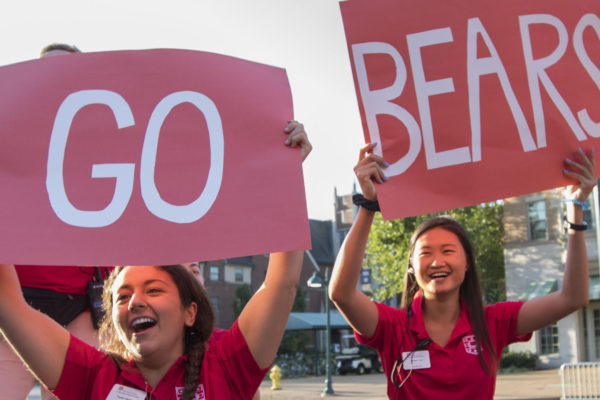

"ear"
[184, 302, 198, 327]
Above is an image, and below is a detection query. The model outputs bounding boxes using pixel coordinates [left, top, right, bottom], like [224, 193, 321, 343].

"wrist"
[563, 199, 589, 210]
[352, 194, 380, 212]
[563, 217, 588, 232]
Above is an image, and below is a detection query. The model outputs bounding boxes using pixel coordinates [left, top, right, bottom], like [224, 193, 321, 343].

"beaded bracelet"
[352, 194, 381, 212]
[563, 199, 589, 210]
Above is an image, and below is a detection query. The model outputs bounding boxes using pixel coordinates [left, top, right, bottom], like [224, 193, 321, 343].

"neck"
[422, 292, 461, 323]
[421, 293, 461, 347]
[136, 354, 180, 388]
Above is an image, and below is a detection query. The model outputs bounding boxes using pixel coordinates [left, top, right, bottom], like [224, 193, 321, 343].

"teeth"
[131, 317, 156, 329]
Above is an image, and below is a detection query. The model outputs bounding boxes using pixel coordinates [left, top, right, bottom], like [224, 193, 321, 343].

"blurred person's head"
[40, 43, 81, 58]
[181, 262, 204, 286]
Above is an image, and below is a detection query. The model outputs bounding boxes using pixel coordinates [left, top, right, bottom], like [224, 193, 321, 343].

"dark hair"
[99, 265, 214, 400]
[40, 43, 81, 57]
[400, 216, 496, 373]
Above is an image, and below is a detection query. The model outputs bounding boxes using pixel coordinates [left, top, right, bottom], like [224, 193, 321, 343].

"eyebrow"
[116, 279, 170, 291]
[418, 243, 458, 250]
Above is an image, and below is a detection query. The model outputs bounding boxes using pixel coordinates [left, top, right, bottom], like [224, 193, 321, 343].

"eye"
[115, 293, 130, 304]
[147, 287, 163, 295]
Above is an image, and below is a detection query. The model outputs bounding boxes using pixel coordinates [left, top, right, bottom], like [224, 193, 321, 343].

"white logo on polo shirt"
[175, 384, 206, 400]
[462, 335, 479, 355]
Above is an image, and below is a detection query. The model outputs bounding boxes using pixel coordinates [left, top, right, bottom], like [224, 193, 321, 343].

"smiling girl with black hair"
[330, 143, 595, 399]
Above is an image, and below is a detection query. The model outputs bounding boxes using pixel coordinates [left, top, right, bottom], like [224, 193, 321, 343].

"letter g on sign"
[46, 90, 136, 228]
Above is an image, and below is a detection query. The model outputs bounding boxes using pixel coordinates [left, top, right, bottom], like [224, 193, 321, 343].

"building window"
[539, 323, 559, 355]
[234, 267, 243, 282]
[210, 265, 219, 281]
[594, 310, 600, 358]
[224, 265, 251, 284]
[528, 200, 547, 240]
[211, 296, 220, 324]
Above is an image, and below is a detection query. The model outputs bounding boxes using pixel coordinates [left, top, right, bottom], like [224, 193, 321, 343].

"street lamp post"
[307, 269, 335, 396]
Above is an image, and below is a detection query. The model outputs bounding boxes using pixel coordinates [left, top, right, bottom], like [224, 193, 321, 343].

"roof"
[226, 256, 254, 266]
[517, 278, 600, 301]
[285, 311, 351, 331]
[518, 280, 558, 301]
[309, 219, 335, 265]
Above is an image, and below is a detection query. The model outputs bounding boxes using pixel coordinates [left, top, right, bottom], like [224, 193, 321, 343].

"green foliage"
[279, 330, 311, 354]
[232, 283, 252, 318]
[292, 285, 307, 312]
[279, 286, 310, 354]
[366, 202, 506, 303]
[499, 351, 538, 370]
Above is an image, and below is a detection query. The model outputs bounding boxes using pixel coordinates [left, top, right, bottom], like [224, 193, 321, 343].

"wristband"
[352, 194, 381, 212]
[563, 199, 589, 210]
[563, 218, 588, 231]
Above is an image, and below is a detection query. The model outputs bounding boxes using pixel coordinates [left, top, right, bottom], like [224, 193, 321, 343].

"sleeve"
[51, 334, 115, 400]
[209, 321, 270, 399]
[355, 301, 405, 351]
[486, 301, 532, 352]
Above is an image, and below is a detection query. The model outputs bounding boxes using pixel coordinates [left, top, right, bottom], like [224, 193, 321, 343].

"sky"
[0, 0, 365, 221]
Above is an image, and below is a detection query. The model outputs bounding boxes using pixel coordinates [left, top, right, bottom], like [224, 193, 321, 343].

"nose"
[128, 293, 146, 312]
[430, 253, 443, 267]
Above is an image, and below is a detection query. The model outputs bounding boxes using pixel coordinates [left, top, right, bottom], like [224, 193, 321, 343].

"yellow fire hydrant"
[269, 365, 282, 390]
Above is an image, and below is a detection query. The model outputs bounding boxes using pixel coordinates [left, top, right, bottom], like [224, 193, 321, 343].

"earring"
[407, 267, 414, 275]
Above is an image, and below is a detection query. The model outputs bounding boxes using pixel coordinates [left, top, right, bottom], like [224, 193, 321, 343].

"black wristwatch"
[564, 218, 588, 231]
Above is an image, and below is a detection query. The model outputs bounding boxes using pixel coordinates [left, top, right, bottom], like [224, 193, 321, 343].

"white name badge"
[401, 350, 431, 370]
[106, 384, 147, 400]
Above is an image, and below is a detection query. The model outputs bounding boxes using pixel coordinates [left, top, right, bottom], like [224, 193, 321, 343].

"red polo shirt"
[356, 293, 532, 399]
[16, 265, 112, 296]
[52, 320, 268, 400]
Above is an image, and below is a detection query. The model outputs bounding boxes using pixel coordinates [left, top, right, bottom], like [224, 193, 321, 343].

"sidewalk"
[259, 369, 562, 400]
[26, 368, 562, 399]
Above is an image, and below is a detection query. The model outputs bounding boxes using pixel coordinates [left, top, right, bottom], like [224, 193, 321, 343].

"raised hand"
[284, 121, 312, 162]
[564, 147, 596, 203]
[354, 143, 388, 201]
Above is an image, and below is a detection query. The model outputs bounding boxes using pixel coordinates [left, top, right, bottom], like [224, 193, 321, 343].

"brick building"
[195, 188, 359, 343]
[196, 217, 347, 329]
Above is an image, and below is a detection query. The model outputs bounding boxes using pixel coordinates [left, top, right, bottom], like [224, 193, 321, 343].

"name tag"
[401, 350, 431, 370]
[106, 384, 147, 400]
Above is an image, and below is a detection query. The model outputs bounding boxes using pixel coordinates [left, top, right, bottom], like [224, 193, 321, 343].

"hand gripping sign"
[0, 49, 309, 265]
[341, 0, 600, 219]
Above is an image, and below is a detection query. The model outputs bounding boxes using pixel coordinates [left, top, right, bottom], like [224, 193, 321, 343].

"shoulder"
[207, 328, 228, 347]
[53, 335, 119, 398]
[483, 301, 532, 343]
[356, 302, 407, 346]
[374, 301, 408, 324]
[484, 301, 526, 319]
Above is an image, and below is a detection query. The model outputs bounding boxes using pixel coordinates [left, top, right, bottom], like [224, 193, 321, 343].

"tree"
[366, 202, 505, 303]
[232, 283, 252, 318]
[279, 285, 311, 354]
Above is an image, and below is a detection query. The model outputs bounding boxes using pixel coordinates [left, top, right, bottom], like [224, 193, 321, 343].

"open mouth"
[430, 272, 449, 280]
[130, 317, 157, 333]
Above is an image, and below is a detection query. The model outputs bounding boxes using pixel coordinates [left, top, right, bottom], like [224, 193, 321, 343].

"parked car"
[335, 334, 383, 375]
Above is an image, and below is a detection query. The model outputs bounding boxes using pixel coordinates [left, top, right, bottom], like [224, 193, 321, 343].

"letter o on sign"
[140, 91, 224, 224]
